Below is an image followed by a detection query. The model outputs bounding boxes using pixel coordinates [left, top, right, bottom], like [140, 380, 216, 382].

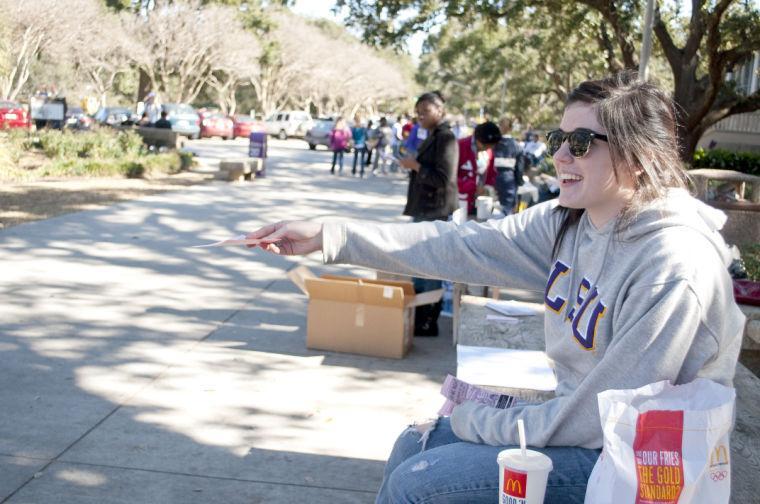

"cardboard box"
[288, 266, 442, 359]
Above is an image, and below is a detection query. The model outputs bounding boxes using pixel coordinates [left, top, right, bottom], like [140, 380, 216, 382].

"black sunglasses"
[546, 128, 608, 158]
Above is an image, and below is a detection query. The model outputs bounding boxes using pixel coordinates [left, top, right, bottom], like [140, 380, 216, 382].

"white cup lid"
[497, 448, 553, 472]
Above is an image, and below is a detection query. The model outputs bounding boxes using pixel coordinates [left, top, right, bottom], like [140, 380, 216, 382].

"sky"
[290, 0, 426, 59]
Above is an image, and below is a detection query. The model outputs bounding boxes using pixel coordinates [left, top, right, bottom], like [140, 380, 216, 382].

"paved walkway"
[0, 140, 456, 503]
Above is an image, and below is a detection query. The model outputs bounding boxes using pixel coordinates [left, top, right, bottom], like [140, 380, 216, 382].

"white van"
[263, 110, 313, 139]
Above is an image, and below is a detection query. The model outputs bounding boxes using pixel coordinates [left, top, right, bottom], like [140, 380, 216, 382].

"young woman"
[329, 117, 351, 175]
[245, 72, 745, 503]
[396, 91, 459, 336]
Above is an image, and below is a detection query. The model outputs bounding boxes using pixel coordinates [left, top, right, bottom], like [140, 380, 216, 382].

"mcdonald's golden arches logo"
[710, 445, 729, 467]
[503, 469, 527, 498]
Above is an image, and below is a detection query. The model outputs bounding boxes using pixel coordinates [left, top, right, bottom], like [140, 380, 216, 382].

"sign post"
[248, 131, 268, 177]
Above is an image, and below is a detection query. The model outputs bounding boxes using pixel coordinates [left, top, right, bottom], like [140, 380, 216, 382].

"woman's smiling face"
[553, 102, 636, 228]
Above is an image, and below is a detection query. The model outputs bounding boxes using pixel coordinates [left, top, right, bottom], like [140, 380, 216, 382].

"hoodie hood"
[621, 189, 731, 266]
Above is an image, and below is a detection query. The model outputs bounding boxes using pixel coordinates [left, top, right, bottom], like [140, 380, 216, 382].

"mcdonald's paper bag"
[584, 379, 735, 504]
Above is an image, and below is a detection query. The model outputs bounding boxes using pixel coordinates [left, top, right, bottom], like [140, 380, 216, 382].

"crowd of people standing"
[328, 104, 550, 220]
[324, 92, 553, 337]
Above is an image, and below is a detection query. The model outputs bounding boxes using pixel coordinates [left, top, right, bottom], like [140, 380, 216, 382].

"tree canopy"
[336, 0, 760, 160]
[0, 0, 415, 119]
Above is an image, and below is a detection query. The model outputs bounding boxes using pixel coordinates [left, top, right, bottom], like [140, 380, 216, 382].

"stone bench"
[135, 126, 186, 150]
[690, 168, 760, 205]
[217, 159, 265, 182]
[457, 294, 760, 502]
[690, 169, 760, 246]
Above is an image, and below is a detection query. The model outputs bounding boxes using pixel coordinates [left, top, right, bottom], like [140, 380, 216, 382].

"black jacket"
[403, 121, 459, 219]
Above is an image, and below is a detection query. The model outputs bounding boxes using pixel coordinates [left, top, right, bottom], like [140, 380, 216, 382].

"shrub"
[692, 148, 760, 176]
[179, 151, 195, 170]
[3, 129, 182, 182]
[740, 243, 760, 281]
[36, 128, 145, 160]
[40, 152, 182, 179]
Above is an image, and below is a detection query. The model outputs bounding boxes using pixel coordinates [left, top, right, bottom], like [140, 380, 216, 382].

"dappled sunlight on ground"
[0, 138, 454, 501]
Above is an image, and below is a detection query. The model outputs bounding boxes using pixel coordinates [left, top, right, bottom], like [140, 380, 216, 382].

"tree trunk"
[137, 68, 152, 103]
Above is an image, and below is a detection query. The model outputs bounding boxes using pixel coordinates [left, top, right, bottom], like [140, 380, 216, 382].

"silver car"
[264, 110, 313, 140]
[304, 118, 336, 150]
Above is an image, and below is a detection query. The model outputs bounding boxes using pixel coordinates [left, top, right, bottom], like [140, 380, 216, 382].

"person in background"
[524, 132, 548, 167]
[138, 112, 151, 126]
[143, 91, 161, 124]
[396, 91, 458, 336]
[392, 115, 405, 145]
[371, 117, 394, 176]
[403, 118, 427, 159]
[401, 115, 414, 140]
[329, 117, 351, 175]
[364, 119, 377, 167]
[456, 122, 502, 216]
[243, 71, 744, 503]
[351, 115, 367, 177]
[492, 116, 525, 215]
[452, 116, 469, 139]
[390, 115, 405, 172]
[153, 110, 172, 129]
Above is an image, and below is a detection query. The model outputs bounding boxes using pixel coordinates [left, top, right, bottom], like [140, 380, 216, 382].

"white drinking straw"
[518, 418, 527, 458]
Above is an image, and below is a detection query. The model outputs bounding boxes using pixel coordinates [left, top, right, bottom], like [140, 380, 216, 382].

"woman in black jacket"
[398, 91, 459, 336]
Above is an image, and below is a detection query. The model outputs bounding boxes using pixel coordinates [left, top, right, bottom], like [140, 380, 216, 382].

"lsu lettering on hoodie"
[321, 189, 745, 449]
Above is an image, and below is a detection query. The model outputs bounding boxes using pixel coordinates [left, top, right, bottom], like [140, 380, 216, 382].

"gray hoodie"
[322, 189, 745, 449]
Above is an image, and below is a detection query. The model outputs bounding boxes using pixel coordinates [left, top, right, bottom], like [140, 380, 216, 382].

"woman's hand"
[245, 221, 323, 256]
[398, 157, 420, 172]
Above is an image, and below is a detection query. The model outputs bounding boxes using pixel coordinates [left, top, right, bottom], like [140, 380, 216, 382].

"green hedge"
[692, 148, 760, 176]
[35, 128, 144, 160]
[1, 129, 187, 182]
[41, 153, 183, 179]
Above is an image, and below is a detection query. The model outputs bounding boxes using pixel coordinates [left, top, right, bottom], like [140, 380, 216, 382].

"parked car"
[65, 106, 94, 130]
[0, 100, 30, 129]
[263, 110, 312, 140]
[232, 115, 265, 139]
[304, 118, 336, 150]
[200, 112, 233, 140]
[94, 106, 134, 126]
[162, 103, 201, 139]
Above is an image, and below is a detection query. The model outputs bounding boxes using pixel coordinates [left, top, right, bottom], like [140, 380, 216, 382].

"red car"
[233, 115, 265, 139]
[200, 112, 233, 140]
[0, 100, 30, 129]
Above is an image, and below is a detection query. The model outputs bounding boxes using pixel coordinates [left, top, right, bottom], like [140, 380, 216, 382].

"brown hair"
[552, 71, 689, 258]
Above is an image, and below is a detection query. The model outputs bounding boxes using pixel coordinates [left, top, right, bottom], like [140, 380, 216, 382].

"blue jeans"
[353, 146, 367, 176]
[494, 168, 517, 215]
[376, 418, 599, 503]
[331, 149, 345, 173]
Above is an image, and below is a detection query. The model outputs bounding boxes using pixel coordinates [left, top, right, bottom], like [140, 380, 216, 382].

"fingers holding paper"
[245, 220, 323, 256]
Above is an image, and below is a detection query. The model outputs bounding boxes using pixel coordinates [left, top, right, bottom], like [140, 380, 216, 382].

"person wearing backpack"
[492, 116, 526, 215]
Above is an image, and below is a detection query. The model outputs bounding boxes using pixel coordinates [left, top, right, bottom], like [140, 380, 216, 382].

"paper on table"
[457, 344, 557, 391]
[192, 234, 280, 248]
[486, 299, 544, 317]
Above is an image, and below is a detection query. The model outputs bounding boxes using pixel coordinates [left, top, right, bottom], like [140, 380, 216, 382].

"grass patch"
[740, 243, 760, 281]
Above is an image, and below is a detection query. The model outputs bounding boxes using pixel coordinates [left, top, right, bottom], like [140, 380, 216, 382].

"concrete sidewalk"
[0, 140, 456, 503]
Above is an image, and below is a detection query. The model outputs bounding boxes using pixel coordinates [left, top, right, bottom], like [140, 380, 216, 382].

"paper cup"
[497, 448, 553, 504]
[476, 196, 494, 221]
